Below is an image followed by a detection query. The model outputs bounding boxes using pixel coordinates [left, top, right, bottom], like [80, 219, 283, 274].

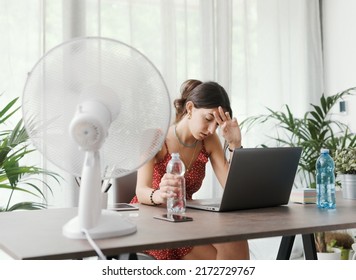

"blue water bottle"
[316, 148, 336, 209]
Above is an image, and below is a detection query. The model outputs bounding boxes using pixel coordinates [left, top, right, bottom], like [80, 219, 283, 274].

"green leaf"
[5, 202, 47, 211]
[242, 87, 356, 188]
[0, 97, 20, 125]
[1, 95, 61, 212]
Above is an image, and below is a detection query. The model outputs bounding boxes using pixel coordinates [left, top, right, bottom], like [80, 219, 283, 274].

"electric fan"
[22, 37, 171, 239]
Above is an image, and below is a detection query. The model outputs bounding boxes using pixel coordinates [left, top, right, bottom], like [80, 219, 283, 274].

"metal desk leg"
[302, 233, 317, 260]
[277, 235, 295, 260]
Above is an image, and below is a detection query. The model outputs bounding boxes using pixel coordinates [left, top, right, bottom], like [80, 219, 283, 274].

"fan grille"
[22, 37, 171, 178]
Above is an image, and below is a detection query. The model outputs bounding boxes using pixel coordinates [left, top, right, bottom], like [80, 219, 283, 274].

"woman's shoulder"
[203, 132, 222, 154]
[154, 140, 173, 166]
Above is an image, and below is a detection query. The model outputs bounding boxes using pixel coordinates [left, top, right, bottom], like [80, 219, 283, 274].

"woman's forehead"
[199, 107, 222, 114]
[194, 107, 220, 117]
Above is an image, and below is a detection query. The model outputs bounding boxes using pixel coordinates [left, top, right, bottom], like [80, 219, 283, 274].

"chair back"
[112, 171, 137, 203]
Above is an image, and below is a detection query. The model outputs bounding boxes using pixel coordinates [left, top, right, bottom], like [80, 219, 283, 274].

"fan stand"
[62, 151, 137, 239]
[63, 211, 137, 239]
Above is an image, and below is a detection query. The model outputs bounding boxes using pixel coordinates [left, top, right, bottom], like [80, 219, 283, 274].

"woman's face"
[189, 106, 220, 141]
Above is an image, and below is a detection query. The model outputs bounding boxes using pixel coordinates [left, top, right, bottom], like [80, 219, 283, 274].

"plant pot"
[339, 174, 356, 200]
[346, 249, 355, 260]
[317, 247, 341, 260]
[340, 248, 352, 260]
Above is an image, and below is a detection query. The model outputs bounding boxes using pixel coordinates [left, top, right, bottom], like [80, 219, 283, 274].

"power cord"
[81, 228, 107, 260]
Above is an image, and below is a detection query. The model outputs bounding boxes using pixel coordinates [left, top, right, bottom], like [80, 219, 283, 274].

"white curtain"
[0, 0, 323, 207]
[232, 0, 324, 147]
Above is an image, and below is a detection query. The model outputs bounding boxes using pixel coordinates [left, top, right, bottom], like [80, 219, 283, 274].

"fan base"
[63, 210, 137, 239]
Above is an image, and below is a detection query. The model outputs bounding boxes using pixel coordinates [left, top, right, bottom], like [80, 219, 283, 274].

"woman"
[131, 79, 250, 260]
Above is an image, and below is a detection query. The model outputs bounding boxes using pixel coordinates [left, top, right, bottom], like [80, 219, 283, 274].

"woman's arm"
[135, 158, 160, 205]
[135, 155, 181, 206]
[206, 133, 230, 188]
[209, 106, 243, 187]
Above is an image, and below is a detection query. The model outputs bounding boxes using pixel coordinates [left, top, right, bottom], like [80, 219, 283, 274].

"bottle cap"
[320, 148, 329, 153]
[171, 153, 180, 158]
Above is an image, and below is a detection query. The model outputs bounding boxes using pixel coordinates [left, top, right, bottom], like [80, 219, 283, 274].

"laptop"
[186, 147, 302, 212]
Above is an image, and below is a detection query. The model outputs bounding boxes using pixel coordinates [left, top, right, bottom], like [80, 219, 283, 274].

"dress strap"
[164, 141, 170, 155]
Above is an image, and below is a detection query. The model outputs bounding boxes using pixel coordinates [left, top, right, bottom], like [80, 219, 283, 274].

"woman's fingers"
[214, 106, 225, 123]
[161, 186, 177, 197]
[159, 175, 182, 198]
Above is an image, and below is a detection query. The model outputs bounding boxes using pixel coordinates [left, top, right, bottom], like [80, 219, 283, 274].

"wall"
[322, 0, 356, 132]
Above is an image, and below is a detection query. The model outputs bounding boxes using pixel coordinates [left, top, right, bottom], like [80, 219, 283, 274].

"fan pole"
[78, 150, 102, 229]
[63, 150, 137, 239]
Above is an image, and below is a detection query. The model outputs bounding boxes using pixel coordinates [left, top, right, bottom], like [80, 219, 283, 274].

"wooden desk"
[0, 192, 355, 260]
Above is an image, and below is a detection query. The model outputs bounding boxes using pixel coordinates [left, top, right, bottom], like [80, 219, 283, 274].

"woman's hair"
[173, 79, 232, 123]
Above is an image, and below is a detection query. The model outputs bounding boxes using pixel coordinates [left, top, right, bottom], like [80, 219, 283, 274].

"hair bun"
[173, 79, 202, 120]
[180, 79, 202, 99]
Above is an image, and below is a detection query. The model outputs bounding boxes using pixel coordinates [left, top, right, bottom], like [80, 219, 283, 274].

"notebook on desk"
[186, 147, 302, 212]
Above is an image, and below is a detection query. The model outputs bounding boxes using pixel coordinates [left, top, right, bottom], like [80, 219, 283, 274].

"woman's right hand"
[157, 173, 182, 202]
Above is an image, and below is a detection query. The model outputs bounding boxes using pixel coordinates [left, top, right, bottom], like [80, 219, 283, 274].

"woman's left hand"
[213, 106, 242, 149]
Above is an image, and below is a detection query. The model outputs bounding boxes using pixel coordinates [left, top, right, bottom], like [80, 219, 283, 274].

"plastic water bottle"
[316, 148, 336, 209]
[166, 153, 186, 214]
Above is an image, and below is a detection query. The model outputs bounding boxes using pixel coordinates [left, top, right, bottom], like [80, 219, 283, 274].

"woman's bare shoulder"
[204, 132, 222, 154]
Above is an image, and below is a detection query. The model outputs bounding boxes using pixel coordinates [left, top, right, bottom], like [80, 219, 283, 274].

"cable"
[81, 228, 107, 260]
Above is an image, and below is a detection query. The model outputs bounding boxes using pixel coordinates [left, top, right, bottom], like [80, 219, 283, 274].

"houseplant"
[241, 87, 356, 254]
[241, 87, 356, 189]
[325, 231, 355, 260]
[314, 231, 354, 259]
[0, 96, 59, 211]
[334, 148, 356, 199]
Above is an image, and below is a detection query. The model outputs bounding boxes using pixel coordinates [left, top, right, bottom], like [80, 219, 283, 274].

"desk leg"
[277, 235, 295, 260]
[302, 233, 317, 260]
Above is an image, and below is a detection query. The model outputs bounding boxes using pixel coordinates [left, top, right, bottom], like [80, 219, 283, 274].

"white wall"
[322, 0, 356, 132]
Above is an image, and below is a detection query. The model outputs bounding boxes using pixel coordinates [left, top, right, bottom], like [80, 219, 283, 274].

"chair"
[112, 171, 137, 205]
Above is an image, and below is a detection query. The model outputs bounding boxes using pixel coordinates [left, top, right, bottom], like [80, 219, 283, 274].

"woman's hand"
[214, 106, 242, 149]
[156, 173, 182, 203]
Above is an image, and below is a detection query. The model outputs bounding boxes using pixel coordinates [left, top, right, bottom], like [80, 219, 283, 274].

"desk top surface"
[1, 192, 355, 259]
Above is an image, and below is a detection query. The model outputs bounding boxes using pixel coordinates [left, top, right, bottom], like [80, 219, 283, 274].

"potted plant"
[0, 96, 60, 211]
[315, 231, 342, 259]
[325, 231, 355, 260]
[334, 148, 356, 199]
[241, 87, 356, 189]
[315, 231, 355, 259]
[241, 87, 356, 256]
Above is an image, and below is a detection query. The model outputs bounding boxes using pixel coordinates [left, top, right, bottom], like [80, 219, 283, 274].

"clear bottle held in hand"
[166, 153, 186, 215]
[316, 148, 336, 209]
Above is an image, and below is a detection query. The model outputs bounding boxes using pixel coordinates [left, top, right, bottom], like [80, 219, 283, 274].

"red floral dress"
[130, 141, 209, 259]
